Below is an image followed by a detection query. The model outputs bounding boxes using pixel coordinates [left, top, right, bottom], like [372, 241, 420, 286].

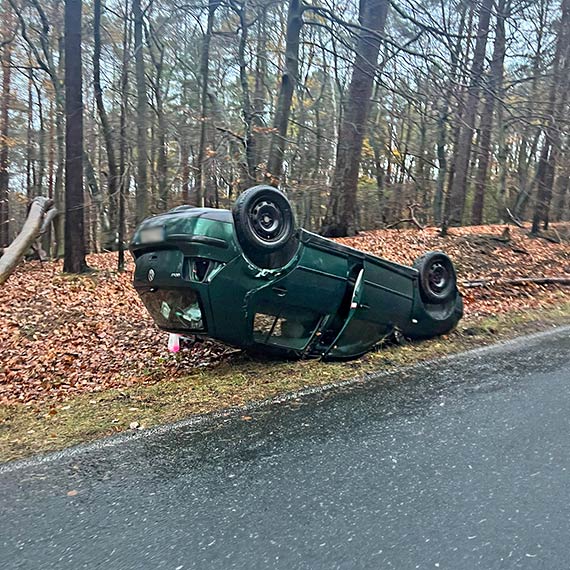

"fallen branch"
[0, 197, 57, 286]
[386, 203, 425, 230]
[462, 277, 570, 289]
[505, 207, 524, 228]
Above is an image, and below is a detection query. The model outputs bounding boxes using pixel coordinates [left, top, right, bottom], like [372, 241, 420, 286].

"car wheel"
[232, 185, 295, 253]
[414, 251, 457, 304]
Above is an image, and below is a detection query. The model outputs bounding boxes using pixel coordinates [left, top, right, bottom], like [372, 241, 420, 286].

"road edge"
[2, 323, 569, 475]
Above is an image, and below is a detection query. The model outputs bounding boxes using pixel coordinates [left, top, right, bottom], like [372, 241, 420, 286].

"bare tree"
[321, 0, 390, 237]
[471, 0, 508, 225]
[266, 0, 303, 185]
[531, 0, 570, 233]
[0, 0, 13, 248]
[447, 0, 494, 226]
[195, 0, 219, 206]
[93, 0, 119, 246]
[63, 0, 88, 273]
[133, 0, 148, 223]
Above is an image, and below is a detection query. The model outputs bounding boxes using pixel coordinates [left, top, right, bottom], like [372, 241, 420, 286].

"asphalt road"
[1, 327, 570, 570]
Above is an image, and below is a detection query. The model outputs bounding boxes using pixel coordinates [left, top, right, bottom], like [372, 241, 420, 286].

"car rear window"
[138, 289, 206, 332]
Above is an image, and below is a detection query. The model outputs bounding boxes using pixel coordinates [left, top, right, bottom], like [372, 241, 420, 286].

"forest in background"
[0, 0, 569, 268]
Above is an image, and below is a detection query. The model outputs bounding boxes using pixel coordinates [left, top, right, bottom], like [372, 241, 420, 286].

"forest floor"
[2, 223, 570, 461]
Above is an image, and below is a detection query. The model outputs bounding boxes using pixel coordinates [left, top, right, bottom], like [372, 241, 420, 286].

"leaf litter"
[1, 223, 570, 406]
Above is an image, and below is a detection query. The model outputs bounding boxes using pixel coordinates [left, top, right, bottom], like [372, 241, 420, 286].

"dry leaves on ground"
[1, 224, 570, 405]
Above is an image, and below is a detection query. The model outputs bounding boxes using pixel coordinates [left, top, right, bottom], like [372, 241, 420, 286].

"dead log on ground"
[31, 206, 59, 261]
[0, 197, 57, 285]
[462, 277, 570, 288]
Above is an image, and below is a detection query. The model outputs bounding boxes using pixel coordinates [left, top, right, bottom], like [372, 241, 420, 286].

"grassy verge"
[2, 301, 570, 463]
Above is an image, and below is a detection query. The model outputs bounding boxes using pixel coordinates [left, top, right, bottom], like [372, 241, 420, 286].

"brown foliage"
[2, 224, 570, 405]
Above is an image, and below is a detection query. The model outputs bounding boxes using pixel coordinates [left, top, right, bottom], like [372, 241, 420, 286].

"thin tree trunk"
[447, 0, 494, 226]
[234, 0, 256, 187]
[54, 36, 65, 258]
[133, 0, 148, 223]
[266, 0, 303, 185]
[118, 0, 130, 271]
[471, 0, 507, 225]
[434, 98, 447, 225]
[195, 0, 218, 207]
[252, 5, 267, 173]
[94, 0, 119, 245]
[26, 70, 33, 199]
[531, 0, 570, 233]
[32, 75, 45, 197]
[146, 24, 168, 211]
[0, 8, 12, 248]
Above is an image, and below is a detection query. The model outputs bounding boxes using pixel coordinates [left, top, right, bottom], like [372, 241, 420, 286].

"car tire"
[232, 185, 295, 253]
[414, 251, 457, 304]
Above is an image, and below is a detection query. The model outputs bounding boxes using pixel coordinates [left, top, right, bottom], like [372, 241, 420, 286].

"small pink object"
[168, 333, 181, 353]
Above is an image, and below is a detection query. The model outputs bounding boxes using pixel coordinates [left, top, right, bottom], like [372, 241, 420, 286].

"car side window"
[253, 309, 322, 350]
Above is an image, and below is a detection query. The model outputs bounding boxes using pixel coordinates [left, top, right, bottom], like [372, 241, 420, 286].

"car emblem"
[147, 268, 155, 282]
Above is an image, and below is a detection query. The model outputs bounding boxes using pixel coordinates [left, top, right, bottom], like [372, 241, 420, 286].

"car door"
[324, 269, 392, 359]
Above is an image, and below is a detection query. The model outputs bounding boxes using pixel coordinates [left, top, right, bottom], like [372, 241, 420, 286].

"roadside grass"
[2, 300, 570, 463]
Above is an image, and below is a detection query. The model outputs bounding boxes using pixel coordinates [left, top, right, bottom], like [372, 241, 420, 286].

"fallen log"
[31, 205, 59, 261]
[0, 197, 57, 286]
[462, 277, 570, 289]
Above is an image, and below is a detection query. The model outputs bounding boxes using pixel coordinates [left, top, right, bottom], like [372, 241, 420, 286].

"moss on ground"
[2, 302, 570, 463]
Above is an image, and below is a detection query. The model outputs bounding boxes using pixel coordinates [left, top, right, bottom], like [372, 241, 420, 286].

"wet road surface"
[1, 327, 570, 569]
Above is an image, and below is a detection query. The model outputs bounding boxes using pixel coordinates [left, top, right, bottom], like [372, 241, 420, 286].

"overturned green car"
[130, 186, 463, 360]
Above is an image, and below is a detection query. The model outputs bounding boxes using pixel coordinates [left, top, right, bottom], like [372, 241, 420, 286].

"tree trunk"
[25, 69, 33, 199]
[433, 98, 447, 225]
[471, 0, 507, 225]
[321, 0, 389, 237]
[54, 37, 66, 258]
[63, 0, 88, 273]
[118, 0, 130, 271]
[266, 0, 303, 185]
[447, 0, 494, 226]
[133, 0, 148, 223]
[234, 0, 256, 187]
[32, 74, 46, 197]
[0, 8, 12, 248]
[531, 0, 570, 233]
[195, 0, 218, 207]
[252, 5, 268, 173]
[93, 0, 119, 245]
[146, 23, 168, 211]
